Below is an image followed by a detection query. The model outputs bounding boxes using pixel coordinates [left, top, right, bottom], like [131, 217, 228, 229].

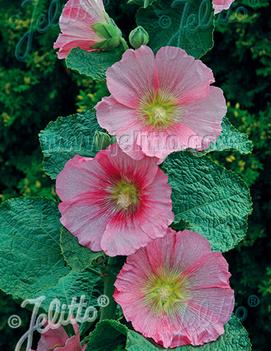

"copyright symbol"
[97, 295, 110, 308]
[8, 315, 22, 329]
[159, 15, 172, 29]
[247, 295, 260, 308]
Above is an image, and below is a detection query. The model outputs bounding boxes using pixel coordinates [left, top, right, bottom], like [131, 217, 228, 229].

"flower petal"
[101, 218, 151, 256]
[173, 230, 211, 271]
[106, 46, 155, 108]
[37, 326, 68, 351]
[56, 155, 107, 202]
[100, 153, 173, 256]
[181, 86, 226, 149]
[96, 144, 159, 188]
[155, 46, 214, 102]
[55, 335, 82, 351]
[95, 96, 143, 136]
[57, 145, 173, 256]
[213, 0, 235, 14]
[114, 230, 234, 348]
[135, 124, 204, 159]
[59, 195, 110, 252]
[54, 0, 106, 59]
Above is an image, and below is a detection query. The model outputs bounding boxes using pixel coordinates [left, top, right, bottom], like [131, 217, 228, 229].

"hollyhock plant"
[96, 45, 227, 161]
[56, 144, 174, 256]
[114, 229, 234, 348]
[32, 322, 86, 351]
[213, 0, 235, 14]
[54, 0, 122, 59]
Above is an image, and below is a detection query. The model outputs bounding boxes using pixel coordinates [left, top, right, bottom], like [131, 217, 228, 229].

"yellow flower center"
[110, 179, 139, 211]
[143, 269, 189, 314]
[140, 91, 179, 128]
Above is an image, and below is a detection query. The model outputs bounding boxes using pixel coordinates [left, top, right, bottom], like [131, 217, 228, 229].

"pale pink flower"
[114, 229, 234, 348]
[96, 46, 227, 161]
[213, 0, 235, 14]
[33, 322, 86, 351]
[54, 0, 120, 59]
[56, 144, 173, 256]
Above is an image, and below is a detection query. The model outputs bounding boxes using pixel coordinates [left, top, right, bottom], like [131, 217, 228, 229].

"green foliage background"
[0, 0, 270, 349]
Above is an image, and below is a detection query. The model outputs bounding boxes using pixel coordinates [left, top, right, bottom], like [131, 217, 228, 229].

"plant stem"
[121, 37, 129, 51]
[100, 257, 118, 320]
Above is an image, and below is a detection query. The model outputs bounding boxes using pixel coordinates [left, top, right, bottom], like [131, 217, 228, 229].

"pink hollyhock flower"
[96, 46, 227, 161]
[114, 229, 234, 348]
[213, 0, 235, 14]
[32, 322, 86, 351]
[56, 144, 173, 256]
[54, 0, 122, 59]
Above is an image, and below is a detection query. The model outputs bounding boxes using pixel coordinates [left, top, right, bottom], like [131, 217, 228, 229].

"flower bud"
[94, 131, 112, 150]
[92, 19, 123, 50]
[129, 26, 149, 49]
[54, 0, 121, 59]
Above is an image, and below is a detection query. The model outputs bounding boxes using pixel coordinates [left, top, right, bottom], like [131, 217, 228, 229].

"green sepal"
[92, 20, 123, 50]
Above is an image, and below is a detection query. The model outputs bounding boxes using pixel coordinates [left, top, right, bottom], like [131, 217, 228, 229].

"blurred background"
[0, 0, 270, 349]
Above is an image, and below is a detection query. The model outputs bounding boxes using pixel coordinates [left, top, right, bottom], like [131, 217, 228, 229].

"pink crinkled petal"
[56, 155, 113, 252]
[173, 230, 211, 271]
[213, 0, 235, 14]
[114, 230, 234, 348]
[95, 46, 225, 159]
[181, 86, 226, 149]
[95, 144, 158, 188]
[57, 145, 173, 256]
[59, 195, 111, 252]
[95, 96, 144, 144]
[56, 155, 106, 202]
[135, 125, 194, 160]
[106, 46, 155, 108]
[37, 326, 68, 351]
[155, 46, 214, 103]
[54, 0, 106, 59]
[100, 153, 173, 256]
[55, 335, 82, 351]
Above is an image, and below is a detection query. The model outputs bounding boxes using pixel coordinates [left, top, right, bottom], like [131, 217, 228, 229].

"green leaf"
[126, 316, 251, 350]
[136, 0, 214, 58]
[163, 153, 252, 252]
[60, 228, 103, 272]
[86, 318, 251, 351]
[66, 48, 123, 80]
[39, 110, 101, 179]
[0, 198, 101, 311]
[203, 117, 253, 154]
[0, 198, 69, 300]
[87, 319, 128, 351]
[40, 269, 100, 312]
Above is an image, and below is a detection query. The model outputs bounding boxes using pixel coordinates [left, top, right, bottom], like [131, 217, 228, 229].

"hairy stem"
[121, 37, 129, 51]
[100, 257, 120, 320]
